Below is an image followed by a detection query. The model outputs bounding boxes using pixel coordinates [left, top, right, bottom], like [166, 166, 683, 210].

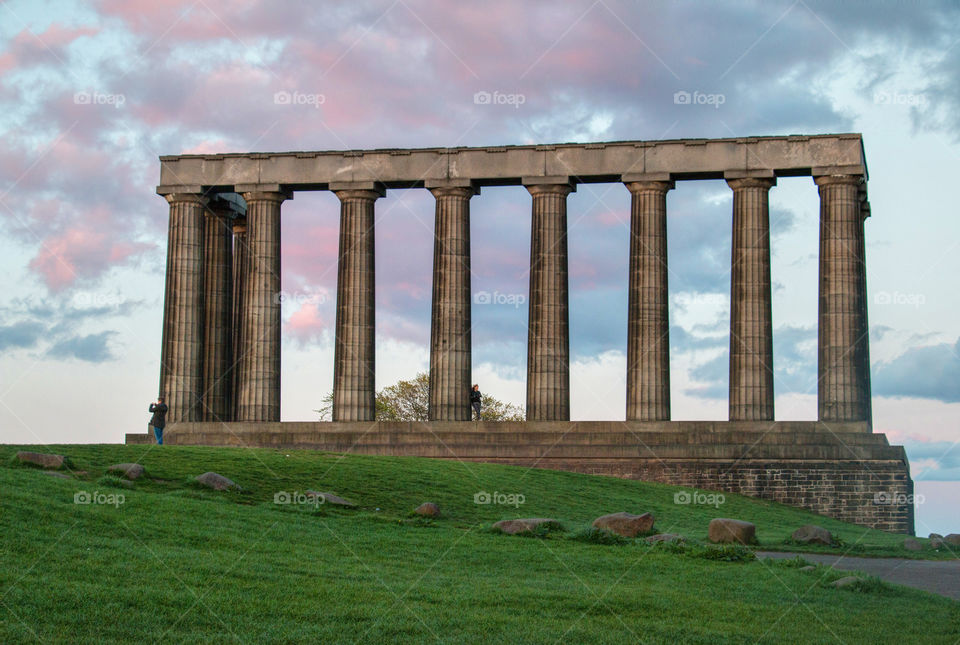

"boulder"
[929, 533, 943, 540]
[646, 533, 684, 544]
[413, 502, 440, 517]
[943, 534, 960, 547]
[791, 525, 833, 546]
[305, 491, 356, 507]
[194, 472, 241, 491]
[16, 451, 66, 469]
[107, 463, 145, 480]
[903, 538, 922, 551]
[592, 512, 655, 538]
[831, 576, 861, 589]
[708, 518, 756, 544]
[931, 537, 945, 549]
[492, 518, 560, 535]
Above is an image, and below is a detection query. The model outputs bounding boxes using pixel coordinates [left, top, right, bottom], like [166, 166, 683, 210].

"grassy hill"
[1, 444, 957, 644]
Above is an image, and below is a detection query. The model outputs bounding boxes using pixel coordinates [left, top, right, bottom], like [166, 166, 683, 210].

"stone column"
[427, 181, 477, 421]
[815, 173, 869, 422]
[332, 183, 384, 422]
[230, 216, 247, 422]
[200, 199, 235, 422]
[726, 174, 776, 421]
[236, 190, 289, 422]
[525, 178, 574, 421]
[623, 176, 673, 421]
[159, 193, 207, 422]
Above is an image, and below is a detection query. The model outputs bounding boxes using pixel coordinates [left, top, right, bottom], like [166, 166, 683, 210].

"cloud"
[0, 320, 45, 350]
[46, 331, 116, 362]
[873, 338, 960, 403]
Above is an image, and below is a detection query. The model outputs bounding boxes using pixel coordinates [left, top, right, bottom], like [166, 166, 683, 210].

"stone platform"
[126, 420, 913, 534]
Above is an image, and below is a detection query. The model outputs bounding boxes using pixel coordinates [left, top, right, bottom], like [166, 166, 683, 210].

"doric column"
[236, 189, 289, 422]
[525, 178, 574, 421]
[726, 173, 776, 421]
[159, 193, 207, 422]
[230, 216, 247, 422]
[427, 181, 477, 421]
[200, 198, 235, 422]
[623, 175, 673, 421]
[332, 183, 384, 422]
[815, 173, 870, 422]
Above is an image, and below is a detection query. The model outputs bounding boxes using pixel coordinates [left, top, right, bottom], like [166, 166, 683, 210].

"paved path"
[758, 551, 960, 600]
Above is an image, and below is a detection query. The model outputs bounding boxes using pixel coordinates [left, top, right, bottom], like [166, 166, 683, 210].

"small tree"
[316, 372, 524, 421]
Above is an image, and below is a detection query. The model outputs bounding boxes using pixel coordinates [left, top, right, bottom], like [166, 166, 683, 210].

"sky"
[0, 0, 958, 535]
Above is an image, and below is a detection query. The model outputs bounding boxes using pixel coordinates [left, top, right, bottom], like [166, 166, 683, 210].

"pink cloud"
[286, 301, 326, 342]
[28, 226, 152, 291]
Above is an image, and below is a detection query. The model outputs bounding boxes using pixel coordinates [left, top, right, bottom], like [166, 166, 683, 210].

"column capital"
[523, 177, 575, 197]
[425, 178, 479, 197]
[813, 173, 864, 188]
[624, 179, 675, 194]
[726, 176, 776, 190]
[330, 181, 386, 200]
[240, 190, 292, 203]
[164, 193, 208, 206]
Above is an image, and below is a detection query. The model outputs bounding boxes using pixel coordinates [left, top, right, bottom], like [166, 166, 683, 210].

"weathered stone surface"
[708, 518, 756, 544]
[929, 533, 943, 539]
[492, 518, 560, 535]
[305, 490, 356, 507]
[831, 576, 861, 589]
[792, 525, 833, 545]
[107, 463, 145, 480]
[592, 512, 655, 537]
[930, 537, 945, 549]
[646, 533, 684, 544]
[16, 451, 66, 469]
[903, 538, 922, 551]
[195, 472, 240, 491]
[414, 502, 441, 517]
[944, 534, 960, 546]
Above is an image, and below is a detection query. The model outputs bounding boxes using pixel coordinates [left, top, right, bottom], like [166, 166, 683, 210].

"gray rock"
[413, 502, 440, 517]
[792, 525, 833, 546]
[305, 491, 356, 507]
[107, 463, 145, 480]
[929, 533, 943, 540]
[931, 537, 945, 549]
[903, 538, 922, 551]
[708, 518, 756, 544]
[492, 518, 560, 535]
[16, 451, 66, 469]
[944, 534, 960, 546]
[195, 472, 241, 491]
[646, 533, 684, 544]
[831, 576, 861, 589]
[592, 512, 655, 538]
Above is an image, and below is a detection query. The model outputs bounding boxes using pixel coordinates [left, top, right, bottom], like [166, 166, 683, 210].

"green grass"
[0, 443, 957, 644]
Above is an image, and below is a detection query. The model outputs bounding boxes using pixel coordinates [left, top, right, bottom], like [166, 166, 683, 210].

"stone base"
[125, 420, 913, 534]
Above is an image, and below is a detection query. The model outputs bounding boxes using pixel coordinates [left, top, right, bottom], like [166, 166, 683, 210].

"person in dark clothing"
[149, 397, 168, 445]
[470, 384, 482, 421]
